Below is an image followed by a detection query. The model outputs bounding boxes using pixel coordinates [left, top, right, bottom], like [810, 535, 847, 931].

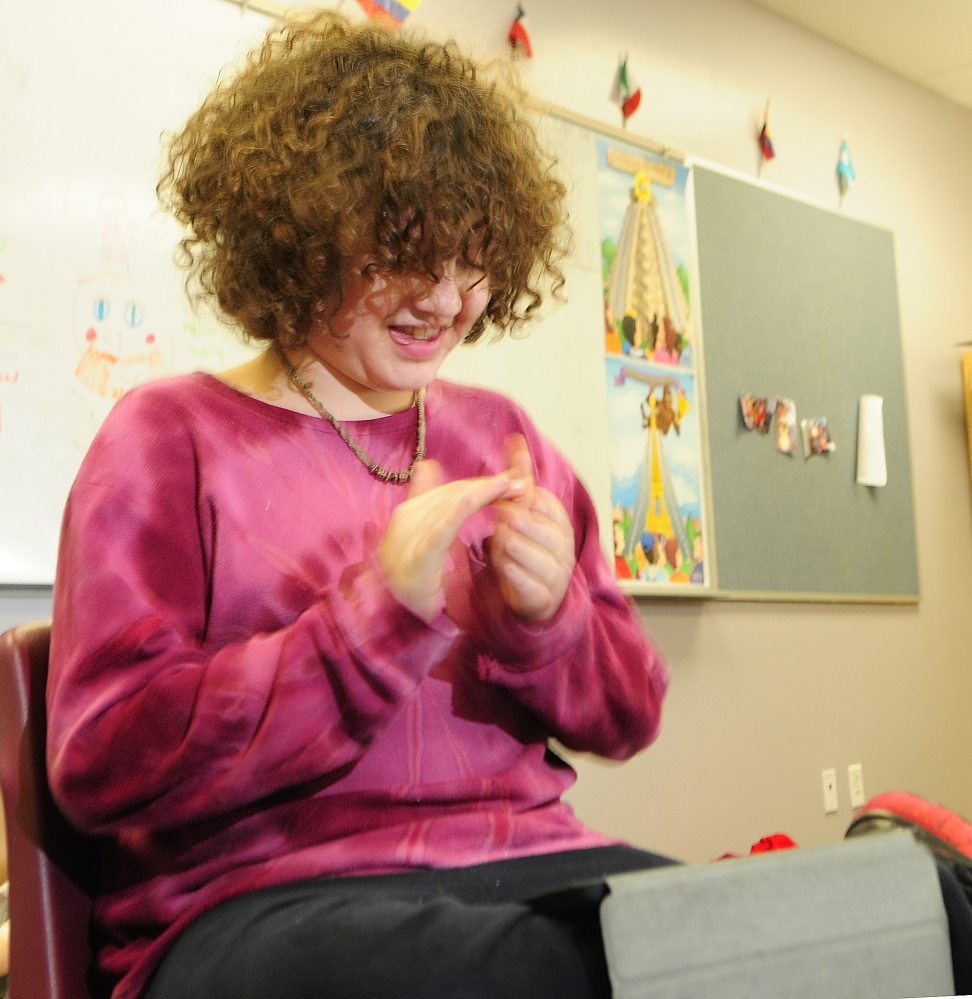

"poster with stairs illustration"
[598, 138, 709, 591]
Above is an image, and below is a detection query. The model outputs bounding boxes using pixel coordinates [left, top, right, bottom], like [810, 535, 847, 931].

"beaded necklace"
[275, 343, 425, 484]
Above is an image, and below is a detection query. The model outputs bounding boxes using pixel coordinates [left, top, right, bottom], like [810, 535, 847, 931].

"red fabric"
[48, 373, 669, 999]
[750, 833, 797, 853]
[716, 832, 798, 861]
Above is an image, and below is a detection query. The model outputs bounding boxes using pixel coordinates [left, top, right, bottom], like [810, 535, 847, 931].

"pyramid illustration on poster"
[606, 167, 689, 363]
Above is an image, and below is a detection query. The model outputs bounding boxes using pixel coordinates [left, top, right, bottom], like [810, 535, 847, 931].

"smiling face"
[306, 257, 489, 413]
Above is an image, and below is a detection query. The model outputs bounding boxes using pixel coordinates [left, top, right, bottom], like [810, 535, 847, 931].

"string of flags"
[756, 103, 858, 205]
[350, 5, 857, 200]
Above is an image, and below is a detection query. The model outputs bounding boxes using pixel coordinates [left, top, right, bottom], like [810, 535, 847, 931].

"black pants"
[143, 846, 673, 999]
[143, 846, 972, 999]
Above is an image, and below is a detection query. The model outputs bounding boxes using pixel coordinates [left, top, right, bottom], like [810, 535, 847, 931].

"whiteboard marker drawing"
[74, 194, 170, 398]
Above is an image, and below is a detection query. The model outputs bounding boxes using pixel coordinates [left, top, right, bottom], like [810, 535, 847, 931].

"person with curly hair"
[46, 12, 670, 999]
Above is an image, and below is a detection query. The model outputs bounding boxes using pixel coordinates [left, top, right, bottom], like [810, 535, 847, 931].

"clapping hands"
[488, 435, 575, 621]
[376, 434, 575, 623]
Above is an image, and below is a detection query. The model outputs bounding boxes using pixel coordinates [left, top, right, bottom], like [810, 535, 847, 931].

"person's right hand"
[377, 461, 524, 621]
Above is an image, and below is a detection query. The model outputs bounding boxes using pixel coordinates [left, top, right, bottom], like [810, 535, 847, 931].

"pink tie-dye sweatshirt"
[47, 373, 668, 999]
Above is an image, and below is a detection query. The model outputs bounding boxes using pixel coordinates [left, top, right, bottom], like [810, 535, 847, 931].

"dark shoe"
[847, 791, 972, 903]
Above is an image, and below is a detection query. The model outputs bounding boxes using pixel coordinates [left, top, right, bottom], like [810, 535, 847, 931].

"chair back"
[0, 621, 101, 999]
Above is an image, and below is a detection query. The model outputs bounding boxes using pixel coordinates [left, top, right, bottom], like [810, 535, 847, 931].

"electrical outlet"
[848, 763, 866, 809]
[822, 768, 838, 814]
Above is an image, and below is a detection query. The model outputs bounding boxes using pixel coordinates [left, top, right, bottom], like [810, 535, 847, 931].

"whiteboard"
[0, 0, 274, 582]
[0, 0, 635, 584]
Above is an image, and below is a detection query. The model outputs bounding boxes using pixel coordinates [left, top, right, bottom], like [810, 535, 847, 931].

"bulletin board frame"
[689, 160, 920, 604]
[963, 352, 972, 511]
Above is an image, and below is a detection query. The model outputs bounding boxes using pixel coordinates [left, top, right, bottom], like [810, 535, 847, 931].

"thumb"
[506, 434, 535, 505]
[407, 458, 442, 499]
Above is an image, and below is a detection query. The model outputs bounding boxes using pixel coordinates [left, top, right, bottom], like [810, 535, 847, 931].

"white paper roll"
[856, 394, 887, 487]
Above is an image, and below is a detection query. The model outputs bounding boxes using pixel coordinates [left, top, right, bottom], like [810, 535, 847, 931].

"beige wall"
[2, 0, 971, 863]
[421, 0, 972, 861]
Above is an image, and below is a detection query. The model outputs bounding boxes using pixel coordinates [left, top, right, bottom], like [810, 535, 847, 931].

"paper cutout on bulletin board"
[774, 398, 797, 455]
[740, 394, 771, 433]
[801, 416, 836, 458]
[856, 394, 887, 487]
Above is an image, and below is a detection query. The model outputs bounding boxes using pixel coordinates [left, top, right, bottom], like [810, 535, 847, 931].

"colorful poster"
[598, 138, 709, 589]
[598, 140, 693, 369]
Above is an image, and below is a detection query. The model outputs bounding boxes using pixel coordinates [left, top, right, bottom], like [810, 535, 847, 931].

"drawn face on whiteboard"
[73, 271, 169, 400]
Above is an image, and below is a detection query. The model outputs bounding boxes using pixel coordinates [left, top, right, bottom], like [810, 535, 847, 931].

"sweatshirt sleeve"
[468, 421, 669, 761]
[47, 388, 457, 836]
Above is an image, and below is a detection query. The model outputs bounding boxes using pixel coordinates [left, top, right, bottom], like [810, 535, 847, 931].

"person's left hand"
[489, 435, 576, 621]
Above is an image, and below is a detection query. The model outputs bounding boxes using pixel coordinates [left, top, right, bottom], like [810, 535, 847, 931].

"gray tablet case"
[600, 831, 953, 999]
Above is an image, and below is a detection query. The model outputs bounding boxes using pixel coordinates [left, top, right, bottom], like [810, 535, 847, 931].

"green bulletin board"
[692, 164, 919, 601]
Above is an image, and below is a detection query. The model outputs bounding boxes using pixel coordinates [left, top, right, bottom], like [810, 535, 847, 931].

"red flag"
[611, 58, 642, 121]
[508, 6, 532, 58]
[759, 102, 775, 161]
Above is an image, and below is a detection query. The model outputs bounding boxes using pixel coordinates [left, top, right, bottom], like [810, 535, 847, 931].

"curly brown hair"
[158, 11, 569, 348]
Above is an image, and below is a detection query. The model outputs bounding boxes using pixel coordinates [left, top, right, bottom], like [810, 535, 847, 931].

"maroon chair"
[0, 621, 101, 999]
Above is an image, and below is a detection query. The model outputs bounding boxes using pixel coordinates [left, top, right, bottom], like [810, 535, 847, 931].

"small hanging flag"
[508, 6, 533, 59]
[758, 101, 775, 164]
[611, 57, 642, 124]
[837, 137, 856, 201]
[357, 0, 421, 28]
